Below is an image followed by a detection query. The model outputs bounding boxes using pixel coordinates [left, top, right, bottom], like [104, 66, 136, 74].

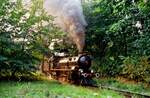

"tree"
[83, 0, 150, 78]
[0, 0, 62, 79]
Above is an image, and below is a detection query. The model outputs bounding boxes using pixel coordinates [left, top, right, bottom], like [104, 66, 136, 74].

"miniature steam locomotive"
[41, 52, 99, 86]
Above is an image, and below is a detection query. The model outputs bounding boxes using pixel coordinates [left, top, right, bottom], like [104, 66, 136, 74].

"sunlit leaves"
[83, 0, 150, 78]
[0, 0, 61, 78]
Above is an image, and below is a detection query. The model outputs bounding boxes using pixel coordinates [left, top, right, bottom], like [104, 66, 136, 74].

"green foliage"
[0, 0, 61, 79]
[92, 57, 122, 77]
[83, 0, 150, 81]
[96, 78, 150, 95]
[122, 56, 150, 83]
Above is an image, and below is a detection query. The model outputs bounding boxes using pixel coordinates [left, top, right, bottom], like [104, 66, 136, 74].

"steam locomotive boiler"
[41, 52, 99, 86]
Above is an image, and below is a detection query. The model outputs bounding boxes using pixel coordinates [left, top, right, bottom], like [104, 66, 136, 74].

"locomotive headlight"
[79, 69, 83, 73]
[71, 66, 75, 70]
[91, 69, 94, 73]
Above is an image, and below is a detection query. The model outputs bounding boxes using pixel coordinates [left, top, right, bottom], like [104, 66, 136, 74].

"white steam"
[22, 0, 87, 52]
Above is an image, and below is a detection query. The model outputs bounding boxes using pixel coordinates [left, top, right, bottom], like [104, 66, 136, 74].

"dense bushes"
[122, 56, 150, 83]
[83, 0, 150, 82]
[0, 0, 60, 80]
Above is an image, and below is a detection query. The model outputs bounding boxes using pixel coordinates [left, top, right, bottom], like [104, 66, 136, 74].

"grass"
[0, 80, 124, 98]
[96, 77, 150, 96]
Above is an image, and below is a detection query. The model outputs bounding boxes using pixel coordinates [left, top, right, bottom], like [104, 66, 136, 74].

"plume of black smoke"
[22, 0, 87, 52]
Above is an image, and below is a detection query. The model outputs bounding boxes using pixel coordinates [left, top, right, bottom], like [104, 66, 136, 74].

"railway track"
[99, 85, 150, 98]
[87, 85, 150, 98]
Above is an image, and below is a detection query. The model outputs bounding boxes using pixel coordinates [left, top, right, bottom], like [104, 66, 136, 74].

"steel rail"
[86, 85, 150, 98]
[99, 85, 150, 98]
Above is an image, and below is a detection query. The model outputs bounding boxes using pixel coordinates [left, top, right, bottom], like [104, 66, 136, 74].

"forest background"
[0, 0, 150, 83]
